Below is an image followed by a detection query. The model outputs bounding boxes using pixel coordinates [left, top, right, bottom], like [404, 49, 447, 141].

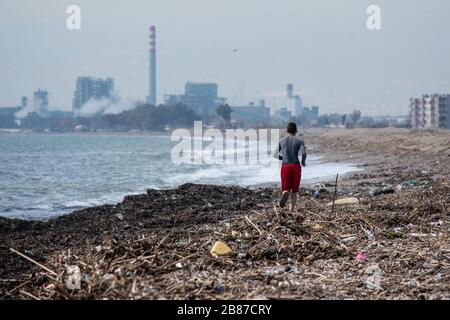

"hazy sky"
[1, 0, 449, 115]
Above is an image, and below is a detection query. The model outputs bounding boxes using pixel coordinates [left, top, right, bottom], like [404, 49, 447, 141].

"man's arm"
[300, 141, 307, 166]
[272, 143, 282, 160]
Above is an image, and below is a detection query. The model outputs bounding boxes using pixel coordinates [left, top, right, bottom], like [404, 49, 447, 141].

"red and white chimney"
[147, 25, 157, 105]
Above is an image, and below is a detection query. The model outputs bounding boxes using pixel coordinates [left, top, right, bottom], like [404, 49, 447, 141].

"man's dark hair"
[287, 122, 297, 135]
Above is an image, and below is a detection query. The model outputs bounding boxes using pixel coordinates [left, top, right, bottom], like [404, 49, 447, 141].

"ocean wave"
[165, 167, 231, 185]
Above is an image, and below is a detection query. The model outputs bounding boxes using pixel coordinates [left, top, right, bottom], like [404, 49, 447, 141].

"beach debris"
[65, 265, 81, 290]
[313, 223, 323, 231]
[239, 243, 250, 250]
[115, 213, 124, 221]
[341, 235, 357, 243]
[1, 169, 449, 300]
[313, 191, 321, 199]
[430, 220, 443, 226]
[265, 266, 298, 275]
[409, 233, 433, 238]
[44, 283, 55, 291]
[361, 226, 374, 239]
[326, 197, 359, 206]
[9, 248, 58, 277]
[175, 240, 189, 247]
[331, 174, 339, 214]
[231, 230, 242, 238]
[214, 284, 225, 294]
[356, 252, 368, 262]
[371, 185, 395, 196]
[365, 264, 382, 290]
[210, 241, 232, 257]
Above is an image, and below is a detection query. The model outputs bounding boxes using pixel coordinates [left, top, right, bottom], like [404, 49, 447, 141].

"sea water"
[0, 133, 360, 219]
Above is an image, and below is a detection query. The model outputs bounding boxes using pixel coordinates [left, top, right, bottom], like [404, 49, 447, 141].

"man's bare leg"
[280, 190, 290, 208]
[289, 192, 297, 212]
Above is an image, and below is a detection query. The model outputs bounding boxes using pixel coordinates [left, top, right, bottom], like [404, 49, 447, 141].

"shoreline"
[0, 132, 362, 221]
[1, 128, 449, 300]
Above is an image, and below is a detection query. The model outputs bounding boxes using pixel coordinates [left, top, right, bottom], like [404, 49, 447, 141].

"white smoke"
[76, 95, 137, 116]
[264, 91, 287, 97]
[14, 103, 39, 119]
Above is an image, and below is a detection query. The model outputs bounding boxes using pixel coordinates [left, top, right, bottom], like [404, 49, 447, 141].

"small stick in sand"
[10, 248, 58, 277]
[20, 290, 41, 300]
[244, 215, 263, 235]
[331, 173, 339, 215]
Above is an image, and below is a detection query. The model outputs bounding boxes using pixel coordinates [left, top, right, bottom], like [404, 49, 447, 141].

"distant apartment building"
[33, 89, 49, 113]
[273, 107, 292, 120]
[72, 77, 114, 111]
[164, 82, 226, 116]
[231, 100, 271, 124]
[409, 94, 450, 129]
[299, 106, 320, 123]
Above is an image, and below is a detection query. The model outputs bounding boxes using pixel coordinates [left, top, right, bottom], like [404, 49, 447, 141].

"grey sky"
[1, 0, 449, 115]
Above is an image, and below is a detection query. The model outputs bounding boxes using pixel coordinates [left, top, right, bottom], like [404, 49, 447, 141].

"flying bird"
[226, 48, 240, 53]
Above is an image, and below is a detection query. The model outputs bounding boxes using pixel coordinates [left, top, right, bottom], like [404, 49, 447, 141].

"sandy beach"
[1, 128, 449, 300]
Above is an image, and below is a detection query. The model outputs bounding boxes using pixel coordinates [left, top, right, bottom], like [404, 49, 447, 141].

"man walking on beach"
[274, 122, 307, 212]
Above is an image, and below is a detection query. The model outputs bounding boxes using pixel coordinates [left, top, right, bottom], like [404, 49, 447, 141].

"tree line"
[17, 103, 199, 131]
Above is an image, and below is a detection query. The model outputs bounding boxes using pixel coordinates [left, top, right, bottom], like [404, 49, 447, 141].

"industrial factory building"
[33, 89, 48, 114]
[286, 84, 302, 117]
[231, 100, 271, 124]
[72, 77, 114, 111]
[0, 96, 28, 128]
[409, 94, 450, 129]
[164, 82, 226, 117]
[270, 84, 302, 117]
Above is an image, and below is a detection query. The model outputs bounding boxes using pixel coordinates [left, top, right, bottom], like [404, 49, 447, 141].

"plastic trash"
[326, 197, 360, 207]
[372, 185, 395, 196]
[214, 284, 225, 294]
[231, 230, 242, 238]
[342, 236, 357, 243]
[365, 264, 382, 290]
[210, 241, 232, 257]
[115, 213, 124, 221]
[313, 223, 323, 231]
[356, 252, 368, 261]
[65, 265, 81, 290]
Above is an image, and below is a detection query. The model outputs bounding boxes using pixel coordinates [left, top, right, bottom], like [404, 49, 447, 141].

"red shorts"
[281, 163, 302, 192]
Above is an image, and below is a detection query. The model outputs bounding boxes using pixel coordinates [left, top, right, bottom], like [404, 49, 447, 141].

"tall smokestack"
[147, 25, 157, 105]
